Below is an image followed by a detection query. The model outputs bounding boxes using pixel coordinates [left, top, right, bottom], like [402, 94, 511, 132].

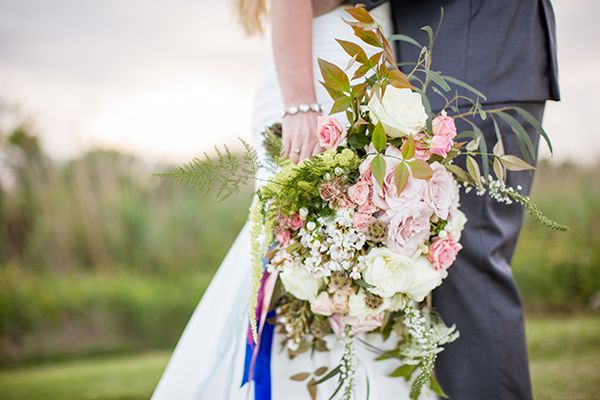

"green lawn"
[0, 316, 598, 400]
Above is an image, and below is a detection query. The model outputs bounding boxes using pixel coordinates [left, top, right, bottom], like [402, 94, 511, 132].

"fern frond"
[156, 140, 260, 201]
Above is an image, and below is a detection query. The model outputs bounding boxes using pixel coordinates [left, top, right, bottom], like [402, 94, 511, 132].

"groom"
[352, 0, 560, 399]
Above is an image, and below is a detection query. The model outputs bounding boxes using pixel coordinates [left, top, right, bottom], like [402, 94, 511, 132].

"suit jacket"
[351, 0, 560, 109]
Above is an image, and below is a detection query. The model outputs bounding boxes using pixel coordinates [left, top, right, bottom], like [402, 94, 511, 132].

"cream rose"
[368, 87, 428, 137]
[348, 289, 389, 320]
[280, 265, 322, 302]
[362, 247, 445, 301]
[448, 209, 468, 241]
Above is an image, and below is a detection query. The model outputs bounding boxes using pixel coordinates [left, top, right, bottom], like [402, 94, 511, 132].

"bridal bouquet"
[160, 6, 566, 399]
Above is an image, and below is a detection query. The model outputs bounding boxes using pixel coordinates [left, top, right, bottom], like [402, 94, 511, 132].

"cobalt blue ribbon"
[241, 310, 275, 400]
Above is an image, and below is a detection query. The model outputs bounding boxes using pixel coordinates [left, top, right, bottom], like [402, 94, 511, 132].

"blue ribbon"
[241, 310, 275, 400]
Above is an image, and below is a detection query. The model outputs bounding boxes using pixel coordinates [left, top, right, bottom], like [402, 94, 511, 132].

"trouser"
[433, 101, 545, 400]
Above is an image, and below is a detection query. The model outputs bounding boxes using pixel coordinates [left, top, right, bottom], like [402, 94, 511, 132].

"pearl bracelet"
[282, 102, 323, 118]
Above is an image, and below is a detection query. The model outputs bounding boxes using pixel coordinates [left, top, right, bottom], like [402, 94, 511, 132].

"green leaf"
[313, 365, 341, 385]
[408, 159, 433, 179]
[351, 26, 381, 47]
[345, 5, 374, 23]
[511, 106, 553, 154]
[314, 366, 328, 377]
[430, 375, 449, 398]
[499, 155, 535, 171]
[401, 136, 415, 159]
[493, 157, 505, 182]
[307, 379, 318, 400]
[496, 111, 536, 162]
[371, 122, 387, 152]
[443, 75, 487, 101]
[371, 155, 386, 187]
[290, 372, 310, 381]
[423, 69, 451, 92]
[330, 96, 352, 114]
[466, 155, 482, 187]
[352, 63, 371, 80]
[318, 58, 350, 93]
[389, 364, 417, 380]
[388, 33, 421, 48]
[465, 136, 480, 152]
[336, 39, 369, 64]
[394, 162, 409, 193]
[445, 164, 469, 182]
[355, 278, 376, 289]
[388, 69, 413, 89]
[493, 138, 504, 156]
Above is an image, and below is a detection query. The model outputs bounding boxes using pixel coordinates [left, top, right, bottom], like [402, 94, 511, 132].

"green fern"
[156, 138, 259, 201]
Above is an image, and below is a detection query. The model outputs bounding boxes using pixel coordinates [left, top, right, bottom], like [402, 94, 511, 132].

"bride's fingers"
[299, 139, 313, 161]
[288, 134, 301, 164]
[311, 142, 323, 157]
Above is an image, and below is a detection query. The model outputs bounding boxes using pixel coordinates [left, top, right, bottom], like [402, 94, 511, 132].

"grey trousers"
[433, 102, 545, 400]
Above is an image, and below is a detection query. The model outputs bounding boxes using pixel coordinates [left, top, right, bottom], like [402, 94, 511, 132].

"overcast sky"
[0, 0, 599, 164]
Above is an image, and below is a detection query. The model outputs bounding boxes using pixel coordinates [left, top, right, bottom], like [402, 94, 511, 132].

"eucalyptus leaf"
[511, 106, 553, 154]
[388, 33, 421, 48]
[496, 111, 536, 162]
[493, 156, 505, 182]
[499, 155, 535, 171]
[442, 76, 487, 101]
[466, 155, 482, 187]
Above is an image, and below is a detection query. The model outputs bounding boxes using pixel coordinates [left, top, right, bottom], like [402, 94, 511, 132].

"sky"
[0, 0, 599, 164]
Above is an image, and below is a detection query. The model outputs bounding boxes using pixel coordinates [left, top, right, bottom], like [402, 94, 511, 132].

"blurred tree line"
[0, 105, 598, 365]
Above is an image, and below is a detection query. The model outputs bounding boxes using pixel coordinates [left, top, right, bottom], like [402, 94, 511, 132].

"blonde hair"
[232, 0, 268, 36]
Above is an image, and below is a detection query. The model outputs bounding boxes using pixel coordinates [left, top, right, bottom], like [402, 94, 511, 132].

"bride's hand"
[281, 112, 323, 163]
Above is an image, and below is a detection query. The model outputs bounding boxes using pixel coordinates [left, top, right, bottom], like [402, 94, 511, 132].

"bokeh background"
[0, 1, 599, 399]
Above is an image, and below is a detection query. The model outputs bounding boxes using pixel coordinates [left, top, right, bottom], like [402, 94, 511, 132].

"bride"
[153, 1, 436, 399]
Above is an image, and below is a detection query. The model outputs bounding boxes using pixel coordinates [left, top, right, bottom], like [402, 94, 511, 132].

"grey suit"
[351, 1, 559, 398]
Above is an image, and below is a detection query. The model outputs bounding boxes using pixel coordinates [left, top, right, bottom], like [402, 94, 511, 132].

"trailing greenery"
[156, 139, 259, 201]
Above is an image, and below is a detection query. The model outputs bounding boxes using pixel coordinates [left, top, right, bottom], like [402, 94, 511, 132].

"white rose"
[280, 265, 322, 302]
[362, 248, 446, 302]
[448, 209, 468, 241]
[368, 87, 428, 138]
[348, 289, 390, 320]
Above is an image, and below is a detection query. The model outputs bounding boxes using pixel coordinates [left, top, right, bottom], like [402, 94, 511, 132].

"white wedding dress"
[152, 4, 436, 399]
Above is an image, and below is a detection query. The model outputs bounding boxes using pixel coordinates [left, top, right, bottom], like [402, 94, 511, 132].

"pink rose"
[428, 237, 462, 271]
[432, 113, 457, 138]
[288, 214, 305, 230]
[425, 162, 460, 220]
[329, 313, 346, 337]
[382, 175, 427, 221]
[319, 182, 337, 201]
[358, 199, 378, 214]
[383, 202, 433, 257]
[276, 229, 291, 246]
[348, 180, 370, 206]
[414, 132, 431, 161]
[346, 312, 385, 334]
[430, 113, 457, 158]
[331, 291, 349, 314]
[310, 291, 334, 316]
[318, 116, 347, 149]
[430, 134, 454, 158]
[352, 212, 376, 232]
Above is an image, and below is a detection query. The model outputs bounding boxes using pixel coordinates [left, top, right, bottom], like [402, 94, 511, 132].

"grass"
[0, 315, 598, 400]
